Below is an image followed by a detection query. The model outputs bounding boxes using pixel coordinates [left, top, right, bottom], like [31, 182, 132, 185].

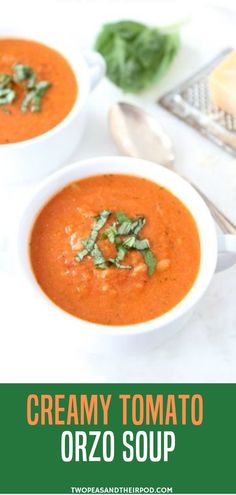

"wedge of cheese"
[209, 50, 236, 117]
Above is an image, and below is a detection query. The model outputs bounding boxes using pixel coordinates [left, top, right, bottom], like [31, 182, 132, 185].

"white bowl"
[0, 38, 105, 185]
[17, 156, 236, 353]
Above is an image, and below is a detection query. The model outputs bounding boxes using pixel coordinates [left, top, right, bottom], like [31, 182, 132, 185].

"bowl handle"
[83, 50, 106, 91]
[216, 235, 236, 272]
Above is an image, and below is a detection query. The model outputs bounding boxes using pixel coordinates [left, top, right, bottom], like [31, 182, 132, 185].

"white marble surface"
[0, 0, 236, 382]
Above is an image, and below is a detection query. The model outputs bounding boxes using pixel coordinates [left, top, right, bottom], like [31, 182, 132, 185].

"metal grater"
[159, 48, 236, 157]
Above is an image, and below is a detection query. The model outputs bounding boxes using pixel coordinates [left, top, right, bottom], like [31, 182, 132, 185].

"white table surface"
[0, 0, 236, 383]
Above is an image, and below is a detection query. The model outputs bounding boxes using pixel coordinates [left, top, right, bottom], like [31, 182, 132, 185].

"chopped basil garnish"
[114, 244, 128, 262]
[102, 222, 118, 243]
[21, 90, 35, 112]
[13, 64, 36, 86]
[109, 243, 132, 269]
[142, 249, 157, 276]
[115, 211, 130, 223]
[85, 210, 111, 252]
[0, 73, 16, 105]
[21, 80, 51, 112]
[122, 236, 149, 250]
[75, 209, 157, 276]
[0, 88, 15, 105]
[123, 236, 136, 249]
[0, 73, 12, 88]
[91, 244, 107, 269]
[117, 220, 134, 235]
[94, 210, 111, 230]
[117, 216, 145, 236]
[75, 247, 88, 262]
[132, 217, 146, 235]
[109, 258, 132, 270]
[75, 210, 111, 265]
[134, 238, 150, 250]
[0, 64, 51, 112]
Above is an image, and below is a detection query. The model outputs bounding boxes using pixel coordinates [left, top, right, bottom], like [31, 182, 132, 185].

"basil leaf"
[95, 20, 180, 93]
[0, 74, 12, 89]
[31, 95, 42, 112]
[0, 74, 15, 105]
[13, 64, 36, 86]
[75, 248, 88, 262]
[115, 236, 122, 246]
[142, 249, 157, 276]
[35, 80, 51, 95]
[117, 221, 133, 235]
[0, 88, 16, 105]
[75, 210, 111, 264]
[109, 259, 132, 270]
[109, 244, 131, 269]
[116, 245, 127, 261]
[91, 244, 107, 269]
[134, 238, 150, 250]
[123, 236, 136, 248]
[21, 80, 51, 112]
[30, 82, 51, 112]
[116, 211, 130, 223]
[94, 210, 111, 230]
[21, 90, 35, 112]
[132, 217, 145, 235]
[86, 210, 111, 252]
[102, 222, 118, 243]
[117, 216, 145, 236]
[104, 20, 146, 40]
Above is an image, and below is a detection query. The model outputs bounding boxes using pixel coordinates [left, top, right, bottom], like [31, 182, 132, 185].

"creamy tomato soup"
[0, 38, 77, 143]
[30, 174, 200, 325]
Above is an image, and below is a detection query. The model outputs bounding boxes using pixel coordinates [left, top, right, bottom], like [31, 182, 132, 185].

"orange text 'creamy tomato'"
[0, 38, 78, 143]
[30, 174, 201, 325]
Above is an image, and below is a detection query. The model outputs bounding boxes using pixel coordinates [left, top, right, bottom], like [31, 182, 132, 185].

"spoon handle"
[189, 181, 236, 235]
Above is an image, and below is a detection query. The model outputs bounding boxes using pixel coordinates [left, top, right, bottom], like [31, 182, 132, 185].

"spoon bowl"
[109, 102, 175, 168]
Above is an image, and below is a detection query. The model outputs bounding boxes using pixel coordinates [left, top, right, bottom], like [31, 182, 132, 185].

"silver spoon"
[109, 102, 236, 235]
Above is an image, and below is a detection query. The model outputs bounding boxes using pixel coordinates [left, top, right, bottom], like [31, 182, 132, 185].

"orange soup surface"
[30, 174, 201, 325]
[0, 38, 77, 143]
